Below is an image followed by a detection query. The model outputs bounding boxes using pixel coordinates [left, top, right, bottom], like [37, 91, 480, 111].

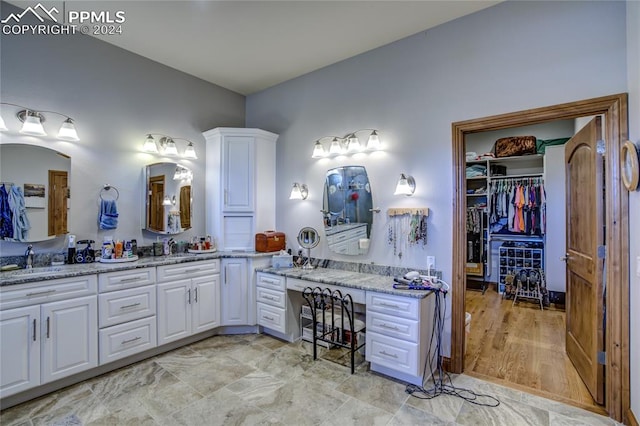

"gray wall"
[246, 0, 628, 355]
[0, 1, 245, 256]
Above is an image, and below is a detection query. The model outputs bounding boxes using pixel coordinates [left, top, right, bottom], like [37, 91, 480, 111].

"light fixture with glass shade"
[183, 141, 197, 159]
[162, 195, 172, 206]
[143, 134, 159, 153]
[161, 137, 178, 156]
[311, 129, 382, 159]
[289, 182, 309, 200]
[142, 133, 198, 158]
[0, 103, 80, 140]
[394, 173, 416, 196]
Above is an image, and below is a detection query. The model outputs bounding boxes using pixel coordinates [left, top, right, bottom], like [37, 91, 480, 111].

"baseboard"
[627, 408, 639, 426]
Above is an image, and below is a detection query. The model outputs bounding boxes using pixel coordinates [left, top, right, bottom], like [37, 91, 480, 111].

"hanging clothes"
[8, 185, 30, 241]
[0, 184, 13, 239]
[488, 177, 545, 236]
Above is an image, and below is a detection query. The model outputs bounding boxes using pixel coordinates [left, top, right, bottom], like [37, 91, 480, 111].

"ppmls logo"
[1, 3, 59, 24]
[2, 3, 125, 36]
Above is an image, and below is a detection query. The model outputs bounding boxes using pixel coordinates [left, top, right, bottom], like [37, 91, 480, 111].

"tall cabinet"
[203, 127, 279, 251]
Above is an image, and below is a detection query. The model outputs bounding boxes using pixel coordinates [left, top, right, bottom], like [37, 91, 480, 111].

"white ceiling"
[5, 1, 502, 95]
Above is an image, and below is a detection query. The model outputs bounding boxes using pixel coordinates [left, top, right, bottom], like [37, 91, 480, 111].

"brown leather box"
[255, 231, 286, 253]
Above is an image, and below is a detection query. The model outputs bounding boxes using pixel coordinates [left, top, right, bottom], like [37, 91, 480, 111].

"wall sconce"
[173, 166, 193, 181]
[311, 129, 382, 159]
[0, 102, 80, 141]
[162, 195, 172, 206]
[289, 182, 309, 200]
[142, 133, 198, 158]
[394, 173, 416, 196]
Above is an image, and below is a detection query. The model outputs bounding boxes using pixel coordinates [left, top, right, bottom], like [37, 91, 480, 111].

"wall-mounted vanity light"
[142, 133, 198, 159]
[162, 195, 172, 206]
[289, 182, 309, 200]
[0, 102, 80, 141]
[311, 129, 382, 159]
[394, 173, 416, 196]
[173, 166, 193, 181]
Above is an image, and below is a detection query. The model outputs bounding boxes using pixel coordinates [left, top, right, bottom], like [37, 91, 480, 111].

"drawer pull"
[379, 302, 400, 309]
[263, 295, 277, 301]
[185, 268, 201, 273]
[46, 316, 50, 339]
[194, 288, 198, 303]
[122, 336, 142, 345]
[119, 277, 142, 283]
[120, 302, 141, 310]
[380, 323, 400, 331]
[32, 319, 37, 341]
[26, 289, 56, 297]
[379, 350, 398, 359]
[188, 289, 191, 304]
[262, 315, 275, 321]
[263, 278, 278, 284]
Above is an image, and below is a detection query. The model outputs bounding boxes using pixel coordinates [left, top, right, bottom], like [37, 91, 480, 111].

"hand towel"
[98, 199, 119, 229]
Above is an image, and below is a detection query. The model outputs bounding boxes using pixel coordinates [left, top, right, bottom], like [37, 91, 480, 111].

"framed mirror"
[143, 162, 192, 234]
[0, 143, 70, 242]
[322, 166, 373, 255]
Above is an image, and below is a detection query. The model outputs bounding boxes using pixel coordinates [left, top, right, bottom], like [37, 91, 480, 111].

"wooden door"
[149, 175, 165, 232]
[565, 116, 604, 404]
[48, 170, 68, 236]
[41, 295, 98, 383]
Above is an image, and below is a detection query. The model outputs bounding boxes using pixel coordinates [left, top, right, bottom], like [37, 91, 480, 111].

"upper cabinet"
[203, 128, 278, 251]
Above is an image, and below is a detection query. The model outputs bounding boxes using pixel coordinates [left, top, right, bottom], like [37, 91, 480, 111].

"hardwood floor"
[464, 285, 602, 412]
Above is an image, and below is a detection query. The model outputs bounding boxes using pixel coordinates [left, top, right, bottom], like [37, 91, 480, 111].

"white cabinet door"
[0, 306, 40, 397]
[191, 275, 220, 333]
[221, 258, 248, 326]
[41, 295, 97, 383]
[157, 279, 191, 345]
[223, 136, 254, 212]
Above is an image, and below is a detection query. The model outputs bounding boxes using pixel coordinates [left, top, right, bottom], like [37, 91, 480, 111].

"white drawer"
[0, 275, 97, 310]
[367, 310, 419, 342]
[98, 268, 156, 293]
[257, 302, 286, 333]
[98, 285, 156, 328]
[256, 287, 286, 309]
[287, 278, 365, 304]
[366, 292, 419, 320]
[256, 273, 285, 291]
[99, 316, 157, 365]
[156, 260, 220, 282]
[366, 332, 418, 376]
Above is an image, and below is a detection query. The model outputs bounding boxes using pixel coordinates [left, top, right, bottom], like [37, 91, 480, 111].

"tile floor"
[0, 334, 621, 426]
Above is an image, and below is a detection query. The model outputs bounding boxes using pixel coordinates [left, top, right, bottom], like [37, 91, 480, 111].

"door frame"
[450, 93, 629, 422]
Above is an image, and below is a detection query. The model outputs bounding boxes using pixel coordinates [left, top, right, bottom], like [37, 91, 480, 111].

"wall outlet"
[426, 256, 436, 270]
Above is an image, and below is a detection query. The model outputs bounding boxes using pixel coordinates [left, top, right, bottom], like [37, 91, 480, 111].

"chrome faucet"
[25, 245, 35, 269]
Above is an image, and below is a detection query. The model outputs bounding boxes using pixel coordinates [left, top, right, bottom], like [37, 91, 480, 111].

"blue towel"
[99, 199, 119, 229]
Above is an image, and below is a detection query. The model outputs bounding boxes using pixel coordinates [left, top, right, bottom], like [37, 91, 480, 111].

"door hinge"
[597, 245, 606, 259]
[596, 140, 606, 155]
[598, 351, 606, 365]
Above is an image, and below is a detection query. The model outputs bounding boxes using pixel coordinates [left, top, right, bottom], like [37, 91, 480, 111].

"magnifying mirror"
[297, 227, 319, 269]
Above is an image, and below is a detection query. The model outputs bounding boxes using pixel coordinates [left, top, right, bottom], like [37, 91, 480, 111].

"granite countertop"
[0, 251, 274, 287]
[255, 266, 434, 299]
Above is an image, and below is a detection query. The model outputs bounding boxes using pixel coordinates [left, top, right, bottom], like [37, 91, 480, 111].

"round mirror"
[297, 227, 319, 249]
[143, 162, 192, 234]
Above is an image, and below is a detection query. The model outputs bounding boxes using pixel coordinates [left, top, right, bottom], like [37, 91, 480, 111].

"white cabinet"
[221, 258, 248, 326]
[366, 292, 434, 386]
[203, 127, 278, 251]
[0, 276, 98, 398]
[98, 268, 158, 365]
[256, 272, 287, 334]
[156, 260, 220, 345]
[0, 306, 40, 397]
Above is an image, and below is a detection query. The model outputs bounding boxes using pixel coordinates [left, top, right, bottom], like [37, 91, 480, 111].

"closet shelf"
[489, 173, 543, 180]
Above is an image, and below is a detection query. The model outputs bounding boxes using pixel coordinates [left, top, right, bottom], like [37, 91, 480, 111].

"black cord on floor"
[405, 284, 501, 408]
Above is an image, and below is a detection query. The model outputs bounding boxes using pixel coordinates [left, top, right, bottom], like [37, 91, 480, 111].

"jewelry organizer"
[386, 207, 429, 259]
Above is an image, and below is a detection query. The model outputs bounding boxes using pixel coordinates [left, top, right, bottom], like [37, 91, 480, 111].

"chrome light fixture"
[289, 182, 309, 200]
[0, 103, 80, 140]
[394, 173, 416, 196]
[142, 133, 198, 158]
[311, 129, 382, 159]
[162, 195, 172, 206]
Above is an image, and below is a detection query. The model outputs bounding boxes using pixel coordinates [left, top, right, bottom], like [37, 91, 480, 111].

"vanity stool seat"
[302, 286, 366, 374]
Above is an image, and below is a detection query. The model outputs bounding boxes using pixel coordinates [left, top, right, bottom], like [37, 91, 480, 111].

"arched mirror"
[322, 166, 373, 255]
[0, 143, 70, 242]
[143, 162, 192, 234]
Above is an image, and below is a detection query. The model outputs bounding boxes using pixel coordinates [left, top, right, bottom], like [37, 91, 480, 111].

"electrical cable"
[404, 278, 501, 408]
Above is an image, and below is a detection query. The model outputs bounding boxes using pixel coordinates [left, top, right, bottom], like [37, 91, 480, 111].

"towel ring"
[100, 184, 119, 201]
